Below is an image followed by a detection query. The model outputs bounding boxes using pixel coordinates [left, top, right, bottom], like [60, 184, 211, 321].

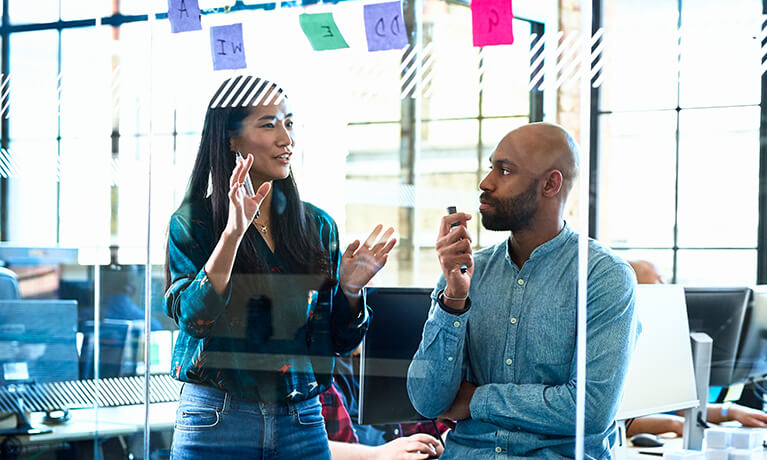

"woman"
[163, 75, 396, 459]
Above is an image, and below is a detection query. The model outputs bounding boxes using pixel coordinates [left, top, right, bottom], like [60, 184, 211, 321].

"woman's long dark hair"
[166, 76, 330, 287]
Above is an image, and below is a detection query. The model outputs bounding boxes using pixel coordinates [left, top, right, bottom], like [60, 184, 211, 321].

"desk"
[2, 402, 177, 446]
[615, 437, 767, 459]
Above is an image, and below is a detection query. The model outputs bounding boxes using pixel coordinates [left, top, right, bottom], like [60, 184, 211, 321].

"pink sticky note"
[471, 0, 514, 47]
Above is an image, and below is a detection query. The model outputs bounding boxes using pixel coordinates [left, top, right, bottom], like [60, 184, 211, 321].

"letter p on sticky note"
[471, 0, 514, 47]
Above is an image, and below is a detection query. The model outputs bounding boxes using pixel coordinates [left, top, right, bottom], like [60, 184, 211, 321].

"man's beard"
[480, 180, 539, 233]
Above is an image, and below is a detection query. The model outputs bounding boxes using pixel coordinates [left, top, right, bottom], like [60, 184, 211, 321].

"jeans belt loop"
[222, 391, 231, 414]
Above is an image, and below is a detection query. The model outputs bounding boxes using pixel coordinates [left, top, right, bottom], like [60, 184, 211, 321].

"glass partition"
[3, 0, 766, 458]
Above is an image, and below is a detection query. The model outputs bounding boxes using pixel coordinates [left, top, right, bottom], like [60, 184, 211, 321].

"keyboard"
[0, 375, 182, 414]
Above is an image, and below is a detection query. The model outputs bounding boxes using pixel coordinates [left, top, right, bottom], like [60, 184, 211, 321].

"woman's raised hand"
[340, 225, 396, 297]
[226, 153, 271, 239]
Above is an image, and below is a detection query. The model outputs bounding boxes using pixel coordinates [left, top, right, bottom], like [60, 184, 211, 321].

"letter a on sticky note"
[210, 23, 247, 71]
[299, 13, 349, 51]
[168, 0, 202, 33]
[471, 0, 514, 47]
[363, 1, 409, 52]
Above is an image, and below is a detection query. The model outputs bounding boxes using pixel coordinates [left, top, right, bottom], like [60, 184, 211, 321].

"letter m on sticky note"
[299, 13, 349, 51]
[471, 0, 514, 47]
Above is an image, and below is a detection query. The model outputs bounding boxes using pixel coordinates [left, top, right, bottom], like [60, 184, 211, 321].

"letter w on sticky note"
[299, 13, 349, 51]
[210, 23, 247, 71]
[471, 0, 514, 47]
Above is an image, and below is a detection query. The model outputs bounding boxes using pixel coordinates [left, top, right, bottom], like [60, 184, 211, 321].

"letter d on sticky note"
[471, 0, 514, 47]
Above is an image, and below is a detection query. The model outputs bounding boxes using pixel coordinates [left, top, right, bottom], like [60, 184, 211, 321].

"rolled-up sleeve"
[163, 214, 232, 338]
[318, 214, 371, 356]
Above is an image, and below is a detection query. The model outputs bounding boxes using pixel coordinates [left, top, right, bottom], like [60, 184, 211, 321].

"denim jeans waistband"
[179, 382, 319, 415]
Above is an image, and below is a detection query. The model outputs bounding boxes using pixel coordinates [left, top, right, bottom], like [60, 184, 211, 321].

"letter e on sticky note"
[471, 0, 514, 47]
[210, 23, 247, 71]
[299, 13, 349, 51]
[363, 1, 409, 52]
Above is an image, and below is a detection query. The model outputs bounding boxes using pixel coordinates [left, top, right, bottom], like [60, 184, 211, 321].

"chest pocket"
[525, 300, 576, 368]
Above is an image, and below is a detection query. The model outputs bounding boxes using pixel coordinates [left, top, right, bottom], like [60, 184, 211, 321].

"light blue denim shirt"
[407, 224, 638, 459]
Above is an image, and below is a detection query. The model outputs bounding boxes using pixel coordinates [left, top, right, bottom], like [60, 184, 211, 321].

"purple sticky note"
[168, 0, 202, 33]
[210, 23, 247, 71]
[363, 1, 409, 52]
[471, 0, 514, 47]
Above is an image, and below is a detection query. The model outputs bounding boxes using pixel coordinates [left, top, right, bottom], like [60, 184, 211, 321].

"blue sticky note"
[168, 0, 202, 33]
[210, 23, 247, 71]
[363, 2, 409, 52]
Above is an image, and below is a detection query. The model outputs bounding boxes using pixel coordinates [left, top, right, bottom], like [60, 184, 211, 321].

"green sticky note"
[299, 13, 349, 51]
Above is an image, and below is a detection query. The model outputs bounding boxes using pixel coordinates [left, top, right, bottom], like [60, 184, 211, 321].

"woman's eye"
[285, 120, 294, 128]
[260, 123, 275, 128]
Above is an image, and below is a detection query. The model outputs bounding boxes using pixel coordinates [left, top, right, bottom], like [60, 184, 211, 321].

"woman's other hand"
[340, 225, 396, 298]
[225, 153, 270, 239]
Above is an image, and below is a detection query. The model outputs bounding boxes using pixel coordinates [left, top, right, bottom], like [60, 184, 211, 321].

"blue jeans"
[170, 383, 331, 460]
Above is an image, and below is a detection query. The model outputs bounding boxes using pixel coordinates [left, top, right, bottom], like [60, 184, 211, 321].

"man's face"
[479, 138, 542, 233]
[480, 177, 539, 232]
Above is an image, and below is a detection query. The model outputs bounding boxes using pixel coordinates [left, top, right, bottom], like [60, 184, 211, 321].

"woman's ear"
[229, 138, 237, 152]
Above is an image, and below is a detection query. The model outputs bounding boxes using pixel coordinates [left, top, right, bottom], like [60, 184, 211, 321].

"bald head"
[498, 122, 580, 196]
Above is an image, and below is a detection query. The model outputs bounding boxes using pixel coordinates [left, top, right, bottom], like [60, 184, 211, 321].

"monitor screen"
[359, 287, 433, 425]
[684, 287, 751, 387]
[732, 287, 767, 383]
[0, 300, 79, 384]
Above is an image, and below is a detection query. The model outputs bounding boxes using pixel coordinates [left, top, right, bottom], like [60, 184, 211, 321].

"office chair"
[0, 267, 20, 300]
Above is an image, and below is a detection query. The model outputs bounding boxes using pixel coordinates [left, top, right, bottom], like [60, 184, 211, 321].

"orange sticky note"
[471, 0, 514, 47]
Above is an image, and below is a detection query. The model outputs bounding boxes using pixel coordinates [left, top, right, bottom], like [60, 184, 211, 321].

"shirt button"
[495, 446, 502, 453]
[510, 317, 517, 324]
[448, 357, 454, 361]
[517, 279, 524, 286]
[505, 358, 512, 365]
[453, 321, 461, 328]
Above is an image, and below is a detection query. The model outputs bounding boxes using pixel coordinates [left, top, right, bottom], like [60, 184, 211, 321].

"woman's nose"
[277, 122, 293, 146]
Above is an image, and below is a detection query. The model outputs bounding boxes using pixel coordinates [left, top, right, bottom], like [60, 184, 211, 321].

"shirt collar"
[504, 222, 575, 264]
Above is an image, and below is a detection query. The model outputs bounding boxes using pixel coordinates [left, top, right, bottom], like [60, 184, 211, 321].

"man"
[407, 122, 639, 458]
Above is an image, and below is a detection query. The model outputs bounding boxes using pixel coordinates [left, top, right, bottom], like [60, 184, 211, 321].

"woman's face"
[229, 99, 294, 183]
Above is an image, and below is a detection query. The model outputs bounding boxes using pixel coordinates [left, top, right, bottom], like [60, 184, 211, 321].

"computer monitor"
[78, 319, 134, 379]
[684, 287, 751, 387]
[0, 300, 79, 384]
[616, 285, 698, 420]
[359, 287, 433, 425]
[731, 286, 767, 383]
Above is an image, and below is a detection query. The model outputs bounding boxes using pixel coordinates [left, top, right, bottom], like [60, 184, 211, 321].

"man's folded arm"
[470, 264, 638, 436]
[407, 284, 470, 419]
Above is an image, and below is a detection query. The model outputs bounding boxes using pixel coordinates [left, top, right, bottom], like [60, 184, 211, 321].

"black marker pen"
[447, 206, 468, 274]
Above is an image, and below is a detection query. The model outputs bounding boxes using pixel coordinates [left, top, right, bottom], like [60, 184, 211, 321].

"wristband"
[721, 402, 732, 420]
[443, 292, 468, 302]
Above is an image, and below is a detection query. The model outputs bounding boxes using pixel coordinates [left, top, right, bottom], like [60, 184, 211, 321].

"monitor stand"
[0, 385, 52, 436]
[683, 332, 713, 450]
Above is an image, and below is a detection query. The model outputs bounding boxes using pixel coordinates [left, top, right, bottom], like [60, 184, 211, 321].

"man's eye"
[260, 123, 275, 128]
[285, 120, 294, 128]
[501, 169, 511, 176]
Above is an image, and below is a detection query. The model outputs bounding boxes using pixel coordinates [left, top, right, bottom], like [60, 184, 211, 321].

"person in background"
[625, 260, 767, 436]
[320, 352, 447, 459]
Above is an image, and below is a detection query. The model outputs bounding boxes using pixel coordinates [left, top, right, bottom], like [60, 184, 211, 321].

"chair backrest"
[0, 267, 20, 300]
